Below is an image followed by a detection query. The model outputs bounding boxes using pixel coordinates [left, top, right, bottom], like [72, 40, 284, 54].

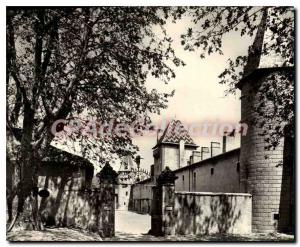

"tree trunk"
[7, 104, 44, 232]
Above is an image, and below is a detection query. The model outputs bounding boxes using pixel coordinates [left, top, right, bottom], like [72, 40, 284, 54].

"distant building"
[115, 155, 151, 210]
[115, 156, 135, 210]
[153, 119, 198, 178]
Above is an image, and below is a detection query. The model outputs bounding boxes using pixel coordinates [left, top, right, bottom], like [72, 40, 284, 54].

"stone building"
[174, 148, 241, 193]
[237, 10, 295, 233]
[129, 120, 241, 213]
[153, 119, 199, 177]
[115, 155, 151, 211]
[115, 156, 135, 210]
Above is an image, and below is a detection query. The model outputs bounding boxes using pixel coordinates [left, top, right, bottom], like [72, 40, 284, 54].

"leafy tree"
[174, 6, 294, 150]
[6, 7, 182, 230]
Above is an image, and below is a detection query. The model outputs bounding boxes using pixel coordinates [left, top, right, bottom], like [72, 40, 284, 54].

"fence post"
[97, 162, 118, 238]
[151, 166, 177, 236]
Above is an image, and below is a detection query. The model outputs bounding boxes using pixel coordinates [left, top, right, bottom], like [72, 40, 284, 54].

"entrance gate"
[151, 167, 177, 236]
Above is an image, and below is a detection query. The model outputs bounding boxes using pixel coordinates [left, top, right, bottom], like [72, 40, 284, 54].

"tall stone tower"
[237, 10, 294, 233]
[152, 119, 198, 177]
[116, 156, 134, 210]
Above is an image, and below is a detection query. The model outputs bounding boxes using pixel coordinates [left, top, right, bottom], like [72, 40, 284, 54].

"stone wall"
[39, 189, 111, 233]
[128, 179, 154, 214]
[174, 192, 252, 235]
[37, 163, 115, 237]
[174, 149, 241, 193]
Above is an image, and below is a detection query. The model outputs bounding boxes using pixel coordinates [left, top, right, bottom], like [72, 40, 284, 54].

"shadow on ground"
[109, 231, 294, 242]
[7, 228, 294, 242]
[7, 228, 102, 241]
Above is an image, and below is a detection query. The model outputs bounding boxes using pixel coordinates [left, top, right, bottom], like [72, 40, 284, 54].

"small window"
[211, 168, 214, 175]
[124, 202, 126, 205]
[122, 184, 128, 188]
[273, 213, 280, 220]
[236, 162, 240, 172]
[193, 172, 196, 191]
[182, 175, 184, 181]
[126, 191, 128, 196]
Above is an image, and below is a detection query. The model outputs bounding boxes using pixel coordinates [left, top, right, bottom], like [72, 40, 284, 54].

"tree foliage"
[7, 7, 183, 162]
[175, 6, 294, 149]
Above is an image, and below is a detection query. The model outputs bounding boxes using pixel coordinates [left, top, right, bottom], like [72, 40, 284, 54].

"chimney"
[190, 151, 202, 164]
[223, 129, 235, 153]
[179, 140, 185, 168]
[222, 135, 227, 153]
[201, 147, 210, 161]
[210, 142, 221, 157]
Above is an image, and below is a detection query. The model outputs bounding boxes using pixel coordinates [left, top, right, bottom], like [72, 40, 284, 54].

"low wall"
[39, 188, 114, 235]
[174, 192, 252, 235]
[130, 198, 152, 214]
[37, 166, 115, 236]
[128, 179, 154, 215]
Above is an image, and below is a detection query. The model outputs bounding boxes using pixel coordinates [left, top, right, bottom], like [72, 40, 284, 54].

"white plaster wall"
[174, 192, 252, 235]
[162, 146, 179, 171]
[116, 184, 131, 210]
[175, 150, 241, 193]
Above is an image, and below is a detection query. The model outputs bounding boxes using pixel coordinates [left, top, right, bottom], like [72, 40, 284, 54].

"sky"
[133, 17, 255, 171]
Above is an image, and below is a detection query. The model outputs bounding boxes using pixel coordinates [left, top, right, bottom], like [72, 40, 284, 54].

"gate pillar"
[151, 167, 177, 236]
[97, 162, 118, 238]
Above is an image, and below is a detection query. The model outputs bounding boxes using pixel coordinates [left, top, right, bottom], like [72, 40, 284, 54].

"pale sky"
[133, 17, 255, 171]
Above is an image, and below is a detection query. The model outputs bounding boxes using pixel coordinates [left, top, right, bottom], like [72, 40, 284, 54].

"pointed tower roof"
[153, 119, 198, 149]
[118, 155, 134, 172]
[237, 8, 294, 88]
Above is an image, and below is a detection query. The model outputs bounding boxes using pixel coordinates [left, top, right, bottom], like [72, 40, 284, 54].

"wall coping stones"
[175, 191, 252, 197]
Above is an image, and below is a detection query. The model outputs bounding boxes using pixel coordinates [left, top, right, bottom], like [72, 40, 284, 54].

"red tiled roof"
[153, 119, 197, 148]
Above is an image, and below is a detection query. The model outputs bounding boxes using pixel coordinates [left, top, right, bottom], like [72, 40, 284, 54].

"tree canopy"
[7, 7, 184, 164]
